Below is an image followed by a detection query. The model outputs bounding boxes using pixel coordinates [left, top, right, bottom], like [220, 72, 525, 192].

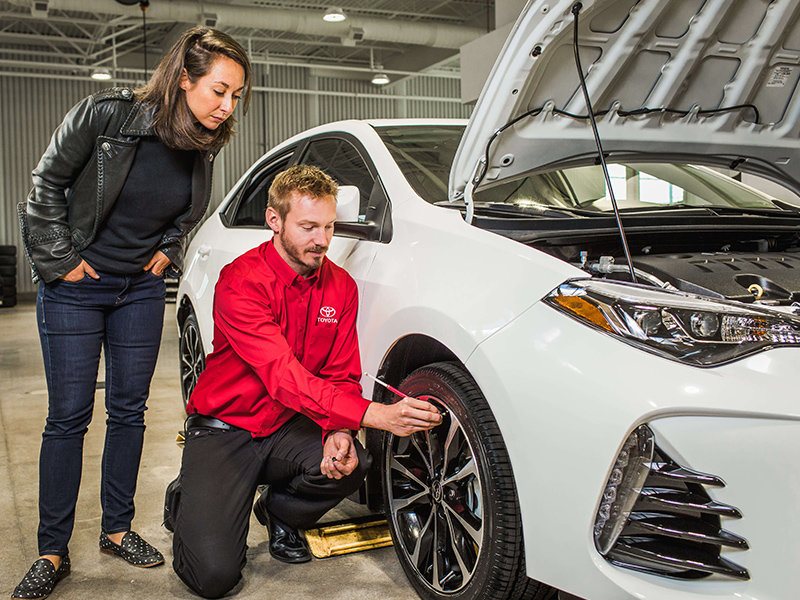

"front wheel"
[179, 310, 205, 406]
[382, 362, 552, 600]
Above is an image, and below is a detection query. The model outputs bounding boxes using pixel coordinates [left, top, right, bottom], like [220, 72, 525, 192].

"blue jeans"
[36, 270, 166, 556]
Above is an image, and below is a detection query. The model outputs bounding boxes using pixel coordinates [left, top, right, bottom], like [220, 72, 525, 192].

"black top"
[81, 137, 195, 274]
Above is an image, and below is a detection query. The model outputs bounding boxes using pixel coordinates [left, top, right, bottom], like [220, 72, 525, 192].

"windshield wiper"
[483, 202, 597, 218]
[435, 201, 589, 218]
[699, 205, 796, 217]
[619, 204, 796, 218]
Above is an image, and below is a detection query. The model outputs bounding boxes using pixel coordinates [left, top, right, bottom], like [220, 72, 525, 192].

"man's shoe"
[253, 494, 312, 564]
[99, 531, 164, 568]
[11, 555, 70, 599]
[163, 476, 181, 532]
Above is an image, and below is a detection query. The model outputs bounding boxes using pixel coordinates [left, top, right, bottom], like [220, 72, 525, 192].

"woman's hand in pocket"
[60, 260, 99, 282]
[144, 250, 172, 276]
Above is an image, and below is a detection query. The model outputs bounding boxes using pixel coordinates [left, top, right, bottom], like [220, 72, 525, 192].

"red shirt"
[186, 240, 371, 437]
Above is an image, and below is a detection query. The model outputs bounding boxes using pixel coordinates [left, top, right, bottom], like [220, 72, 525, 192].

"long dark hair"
[137, 27, 252, 152]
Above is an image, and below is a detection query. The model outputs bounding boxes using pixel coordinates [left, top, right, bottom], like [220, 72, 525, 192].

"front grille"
[605, 446, 749, 581]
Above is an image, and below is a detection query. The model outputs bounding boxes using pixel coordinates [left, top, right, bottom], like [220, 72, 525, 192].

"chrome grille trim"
[624, 514, 748, 548]
[604, 446, 749, 581]
[636, 488, 742, 518]
[609, 540, 750, 580]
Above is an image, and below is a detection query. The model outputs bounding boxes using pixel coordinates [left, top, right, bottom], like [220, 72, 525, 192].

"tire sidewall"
[179, 312, 205, 406]
[382, 364, 519, 600]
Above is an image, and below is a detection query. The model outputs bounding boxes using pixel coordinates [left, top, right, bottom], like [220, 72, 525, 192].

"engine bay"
[586, 251, 800, 306]
[526, 227, 800, 307]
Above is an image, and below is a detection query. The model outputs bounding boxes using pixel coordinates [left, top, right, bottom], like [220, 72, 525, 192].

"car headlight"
[543, 279, 800, 366]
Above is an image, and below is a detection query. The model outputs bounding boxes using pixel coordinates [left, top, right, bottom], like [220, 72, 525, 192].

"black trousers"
[172, 414, 370, 599]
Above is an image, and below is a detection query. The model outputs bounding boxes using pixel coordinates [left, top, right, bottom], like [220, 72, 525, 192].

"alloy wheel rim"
[386, 395, 484, 593]
[180, 321, 203, 401]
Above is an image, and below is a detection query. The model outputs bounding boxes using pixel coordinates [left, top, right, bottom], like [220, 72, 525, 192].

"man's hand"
[144, 250, 172, 276]
[60, 259, 99, 282]
[321, 430, 359, 480]
[361, 397, 442, 437]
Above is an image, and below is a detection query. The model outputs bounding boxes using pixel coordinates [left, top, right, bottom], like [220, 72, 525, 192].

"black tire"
[1, 295, 17, 308]
[165, 277, 179, 304]
[0, 255, 15, 266]
[1, 284, 16, 297]
[382, 362, 552, 600]
[179, 311, 206, 406]
[0, 246, 15, 256]
[0, 265, 15, 277]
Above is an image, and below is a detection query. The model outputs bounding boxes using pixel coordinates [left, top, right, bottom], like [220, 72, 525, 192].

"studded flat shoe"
[11, 555, 70, 600]
[99, 531, 164, 568]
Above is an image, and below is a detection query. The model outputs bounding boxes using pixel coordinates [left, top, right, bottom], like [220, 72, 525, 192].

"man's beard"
[282, 233, 327, 273]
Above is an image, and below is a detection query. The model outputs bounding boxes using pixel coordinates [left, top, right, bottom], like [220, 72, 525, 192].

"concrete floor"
[1, 300, 418, 600]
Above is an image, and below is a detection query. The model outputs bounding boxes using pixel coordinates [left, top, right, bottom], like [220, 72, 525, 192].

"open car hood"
[450, 0, 800, 204]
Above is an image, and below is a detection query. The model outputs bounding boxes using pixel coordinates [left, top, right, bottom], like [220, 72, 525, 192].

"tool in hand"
[364, 372, 407, 399]
[365, 372, 447, 418]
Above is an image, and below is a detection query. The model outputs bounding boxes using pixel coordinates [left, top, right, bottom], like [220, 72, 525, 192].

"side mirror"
[336, 185, 360, 222]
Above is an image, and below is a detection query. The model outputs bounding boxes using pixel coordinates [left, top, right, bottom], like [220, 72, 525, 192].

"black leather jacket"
[20, 87, 216, 283]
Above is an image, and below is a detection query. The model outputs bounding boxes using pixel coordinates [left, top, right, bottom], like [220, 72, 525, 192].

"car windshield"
[375, 124, 465, 203]
[375, 125, 788, 216]
[474, 163, 786, 214]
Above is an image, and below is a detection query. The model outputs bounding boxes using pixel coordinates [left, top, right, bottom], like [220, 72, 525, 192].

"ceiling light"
[323, 7, 346, 22]
[371, 72, 390, 85]
[91, 67, 112, 81]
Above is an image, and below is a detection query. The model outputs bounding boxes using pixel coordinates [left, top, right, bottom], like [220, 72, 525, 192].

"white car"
[177, 2, 800, 599]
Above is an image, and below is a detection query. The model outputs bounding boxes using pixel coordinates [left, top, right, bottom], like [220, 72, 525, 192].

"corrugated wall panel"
[2, 66, 470, 296]
[317, 76, 397, 122]
[0, 77, 106, 296]
[406, 76, 472, 118]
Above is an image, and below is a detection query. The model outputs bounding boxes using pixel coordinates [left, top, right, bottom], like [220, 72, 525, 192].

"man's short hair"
[268, 165, 338, 220]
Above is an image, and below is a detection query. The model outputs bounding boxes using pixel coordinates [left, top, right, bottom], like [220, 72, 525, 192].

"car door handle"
[197, 245, 211, 258]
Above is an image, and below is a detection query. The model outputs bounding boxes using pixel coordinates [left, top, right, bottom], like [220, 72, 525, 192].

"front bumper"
[465, 301, 800, 600]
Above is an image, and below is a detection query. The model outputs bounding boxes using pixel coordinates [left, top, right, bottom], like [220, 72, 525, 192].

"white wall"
[459, 0, 526, 103]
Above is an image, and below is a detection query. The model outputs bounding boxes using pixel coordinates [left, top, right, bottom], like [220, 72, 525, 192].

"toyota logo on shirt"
[318, 306, 338, 324]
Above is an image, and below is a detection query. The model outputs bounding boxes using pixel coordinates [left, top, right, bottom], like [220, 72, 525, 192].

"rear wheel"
[382, 362, 552, 600]
[179, 311, 205, 406]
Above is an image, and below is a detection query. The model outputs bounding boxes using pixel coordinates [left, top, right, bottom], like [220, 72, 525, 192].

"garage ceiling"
[0, 0, 494, 84]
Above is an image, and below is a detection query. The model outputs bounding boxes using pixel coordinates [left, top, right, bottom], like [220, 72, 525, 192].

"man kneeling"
[170, 165, 442, 598]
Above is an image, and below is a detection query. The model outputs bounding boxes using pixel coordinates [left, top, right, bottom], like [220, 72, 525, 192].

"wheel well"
[177, 296, 194, 327]
[373, 334, 461, 403]
[362, 334, 462, 510]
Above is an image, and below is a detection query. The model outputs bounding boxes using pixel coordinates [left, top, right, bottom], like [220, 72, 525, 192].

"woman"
[13, 27, 251, 600]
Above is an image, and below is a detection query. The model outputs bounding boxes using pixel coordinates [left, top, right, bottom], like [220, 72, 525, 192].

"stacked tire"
[165, 276, 179, 304]
[0, 245, 17, 308]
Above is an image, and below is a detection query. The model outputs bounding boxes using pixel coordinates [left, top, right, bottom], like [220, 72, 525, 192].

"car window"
[300, 138, 379, 221]
[375, 125, 465, 203]
[227, 152, 295, 227]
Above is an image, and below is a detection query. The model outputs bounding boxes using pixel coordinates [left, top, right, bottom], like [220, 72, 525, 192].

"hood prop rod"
[571, 2, 636, 284]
